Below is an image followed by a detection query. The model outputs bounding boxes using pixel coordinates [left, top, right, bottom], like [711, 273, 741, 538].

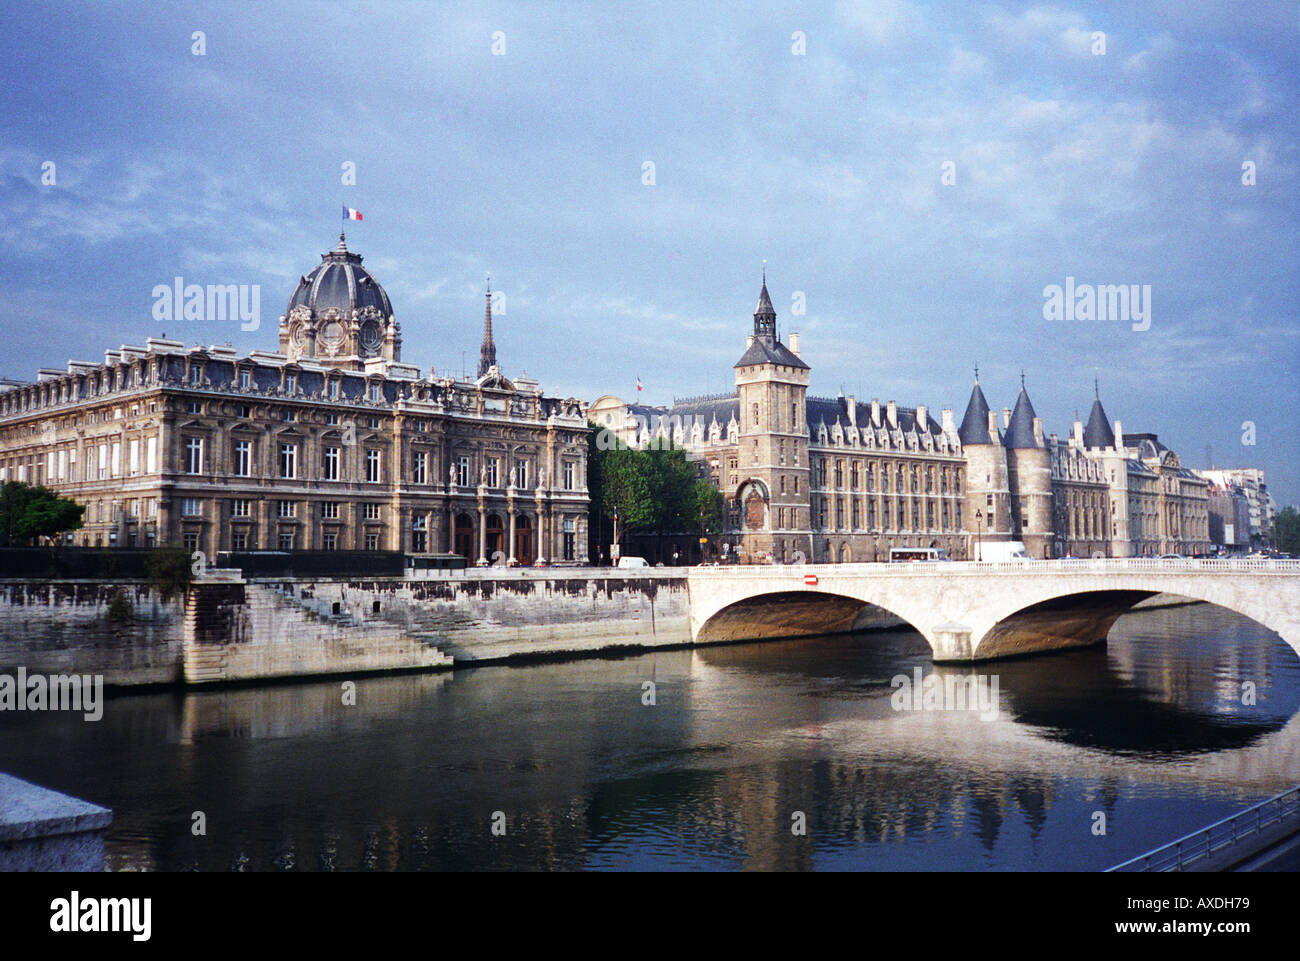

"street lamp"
[975, 509, 983, 562]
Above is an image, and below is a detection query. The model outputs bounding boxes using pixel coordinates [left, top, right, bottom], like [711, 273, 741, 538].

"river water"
[1, 602, 1297, 871]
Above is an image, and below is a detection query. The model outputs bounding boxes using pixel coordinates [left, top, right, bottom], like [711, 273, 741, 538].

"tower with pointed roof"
[477, 280, 497, 378]
[957, 369, 1013, 556]
[733, 272, 812, 562]
[1071, 381, 1133, 556]
[1003, 375, 1052, 558]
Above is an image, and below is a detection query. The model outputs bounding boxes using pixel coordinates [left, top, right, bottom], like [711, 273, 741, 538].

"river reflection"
[0, 602, 1296, 871]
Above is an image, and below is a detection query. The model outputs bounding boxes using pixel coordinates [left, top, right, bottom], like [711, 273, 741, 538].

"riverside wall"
[0, 569, 694, 686]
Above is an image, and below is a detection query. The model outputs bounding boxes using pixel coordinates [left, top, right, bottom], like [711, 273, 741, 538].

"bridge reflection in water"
[0, 603, 1295, 871]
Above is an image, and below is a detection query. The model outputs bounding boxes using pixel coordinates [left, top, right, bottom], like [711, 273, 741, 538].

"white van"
[617, 556, 649, 569]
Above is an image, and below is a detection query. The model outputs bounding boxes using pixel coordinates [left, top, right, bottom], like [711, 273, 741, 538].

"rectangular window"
[457, 455, 470, 487]
[277, 500, 296, 518]
[188, 400, 201, 414]
[411, 451, 426, 485]
[562, 518, 576, 561]
[323, 446, 340, 481]
[239, 369, 251, 390]
[231, 499, 251, 518]
[190, 366, 201, 384]
[281, 408, 296, 422]
[329, 380, 340, 400]
[110, 442, 121, 477]
[184, 437, 203, 474]
[563, 461, 574, 491]
[365, 532, 379, 551]
[321, 502, 339, 520]
[326, 413, 340, 426]
[278, 531, 295, 551]
[231, 531, 248, 550]
[515, 460, 528, 489]
[485, 457, 498, 487]
[364, 503, 381, 521]
[323, 532, 338, 551]
[368, 383, 381, 402]
[234, 440, 252, 477]
[145, 436, 157, 473]
[366, 449, 381, 483]
[279, 443, 297, 478]
[286, 374, 297, 393]
[183, 532, 200, 552]
[181, 498, 202, 517]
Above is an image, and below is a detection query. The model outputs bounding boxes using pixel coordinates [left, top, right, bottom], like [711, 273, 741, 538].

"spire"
[1004, 378, 1041, 449]
[1083, 383, 1116, 449]
[753, 268, 776, 345]
[958, 375, 995, 446]
[337, 231, 347, 251]
[477, 278, 496, 378]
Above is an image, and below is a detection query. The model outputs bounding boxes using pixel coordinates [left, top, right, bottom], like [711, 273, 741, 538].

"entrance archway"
[486, 513, 505, 564]
[515, 515, 534, 566]
[454, 512, 475, 560]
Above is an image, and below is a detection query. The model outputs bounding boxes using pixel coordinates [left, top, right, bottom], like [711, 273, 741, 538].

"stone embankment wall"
[0, 569, 692, 686]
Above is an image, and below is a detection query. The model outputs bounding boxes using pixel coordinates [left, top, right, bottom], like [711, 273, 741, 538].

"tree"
[1274, 505, 1300, 555]
[0, 481, 85, 546]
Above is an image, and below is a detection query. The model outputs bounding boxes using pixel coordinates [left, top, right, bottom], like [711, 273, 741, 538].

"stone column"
[535, 497, 546, 564]
[477, 501, 487, 566]
[507, 496, 517, 565]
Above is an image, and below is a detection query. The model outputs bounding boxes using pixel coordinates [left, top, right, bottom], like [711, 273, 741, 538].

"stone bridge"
[687, 558, 1300, 663]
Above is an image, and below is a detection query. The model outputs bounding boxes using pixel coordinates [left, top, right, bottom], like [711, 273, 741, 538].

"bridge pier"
[929, 624, 974, 663]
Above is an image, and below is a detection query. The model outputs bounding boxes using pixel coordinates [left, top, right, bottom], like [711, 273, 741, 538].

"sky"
[1, 1, 1297, 502]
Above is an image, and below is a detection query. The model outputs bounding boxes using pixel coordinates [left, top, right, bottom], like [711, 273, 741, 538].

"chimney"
[886, 400, 898, 428]
[941, 408, 955, 434]
[987, 410, 999, 442]
[916, 404, 928, 430]
[746, 335, 755, 348]
[788, 332, 801, 358]
[1073, 418, 1084, 446]
[1002, 408, 1012, 429]
[871, 399, 881, 426]
[1114, 419, 1124, 450]
[845, 395, 856, 427]
[1032, 415, 1044, 447]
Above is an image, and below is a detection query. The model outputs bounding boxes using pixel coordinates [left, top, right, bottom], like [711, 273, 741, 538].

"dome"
[286, 233, 393, 319]
[279, 233, 400, 366]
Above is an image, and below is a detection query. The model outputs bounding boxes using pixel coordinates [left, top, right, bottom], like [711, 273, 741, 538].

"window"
[181, 498, 202, 517]
[231, 531, 248, 550]
[285, 373, 297, 393]
[366, 449, 381, 483]
[184, 437, 203, 474]
[323, 532, 338, 551]
[368, 383, 382, 402]
[231, 499, 251, 518]
[323, 446, 340, 481]
[188, 400, 201, 414]
[328, 379, 340, 400]
[281, 408, 296, 422]
[367, 416, 380, 429]
[279, 443, 297, 478]
[183, 532, 199, 552]
[321, 502, 339, 519]
[128, 439, 139, 475]
[278, 531, 295, 551]
[515, 459, 528, 489]
[753, 402, 760, 426]
[145, 437, 156, 474]
[562, 518, 575, 561]
[365, 532, 379, 551]
[411, 450, 427, 485]
[364, 503, 381, 521]
[239, 369, 251, 390]
[986, 493, 993, 508]
[234, 440, 252, 477]
[239, 404, 251, 419]
[110, 442, 120, 477]
[277, 500, 296, 518]
[190, 366, 201, 385]
[563, 461, 574, 491]
[457, 455, 470, 487]
[326, 413, 340, 426]
[485, 457, 499, 487]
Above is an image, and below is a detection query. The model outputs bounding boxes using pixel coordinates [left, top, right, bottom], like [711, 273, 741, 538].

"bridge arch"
[695, 590, 924, 646]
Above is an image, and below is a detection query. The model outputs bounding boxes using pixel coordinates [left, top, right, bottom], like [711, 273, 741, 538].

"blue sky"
[1, 1, 1296, 502]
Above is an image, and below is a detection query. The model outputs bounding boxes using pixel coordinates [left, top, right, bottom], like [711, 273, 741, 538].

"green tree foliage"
[1274, 505, 1300, 555]
[0, 481, 85, 546]
[145, 546, 194, 600]
[586, 427, 725, 545]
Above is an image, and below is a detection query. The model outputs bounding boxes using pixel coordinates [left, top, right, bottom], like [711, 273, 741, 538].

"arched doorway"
[515, 514, 534, 566]
[486, 514, 505, 564]
[454, 512, 475, 560]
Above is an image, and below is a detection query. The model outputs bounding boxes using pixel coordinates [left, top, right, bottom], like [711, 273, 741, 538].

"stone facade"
[0, 236, 590, 565]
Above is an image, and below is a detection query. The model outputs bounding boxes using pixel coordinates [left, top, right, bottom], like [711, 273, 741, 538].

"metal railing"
[1105, 785, 1300, 872]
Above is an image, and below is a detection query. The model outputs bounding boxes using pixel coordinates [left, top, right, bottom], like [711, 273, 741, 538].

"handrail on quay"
[1105, 785, 1300, 872]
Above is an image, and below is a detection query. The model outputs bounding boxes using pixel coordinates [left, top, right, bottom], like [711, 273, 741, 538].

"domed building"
[0, 233, 591, 565]
[278, 233, 401, 367]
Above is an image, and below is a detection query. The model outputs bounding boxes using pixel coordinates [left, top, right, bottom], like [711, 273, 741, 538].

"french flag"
[343, 206, 363, 221]
[636, 376, 642, 392]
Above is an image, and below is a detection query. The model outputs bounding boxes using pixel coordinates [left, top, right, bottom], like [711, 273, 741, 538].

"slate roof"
[805, 396, 943, 435]
[733, 338, 809, 370]
[1083, 395, 1115, 449]
[287, 234, 394, 319]
[958, 381, 997, 446]
[1003, 385, 1041, 449]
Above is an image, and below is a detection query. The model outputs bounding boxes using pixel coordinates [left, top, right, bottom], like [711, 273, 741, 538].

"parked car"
[1158, 553, 1184, 560]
